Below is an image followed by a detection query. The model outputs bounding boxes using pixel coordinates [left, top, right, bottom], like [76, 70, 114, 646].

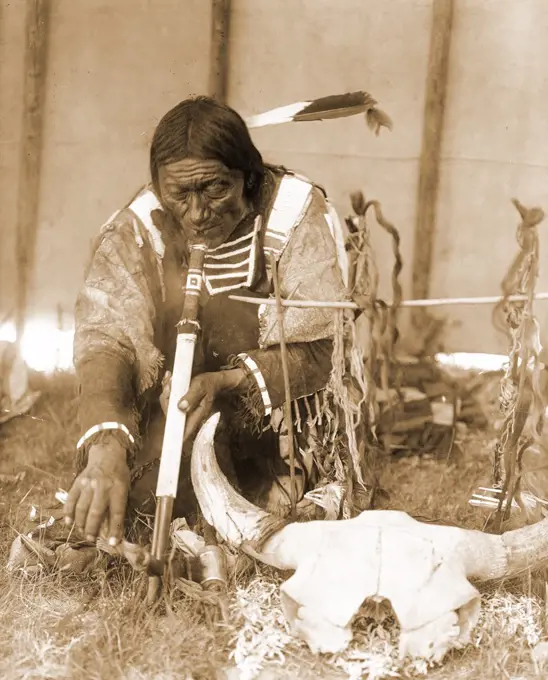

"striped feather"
[293, 91, 377, 121]
[246, 102, 311, 128]
[245, 90, 392, 133]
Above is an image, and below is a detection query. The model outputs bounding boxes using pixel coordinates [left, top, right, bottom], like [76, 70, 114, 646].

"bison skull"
[191, 412, 548, 663]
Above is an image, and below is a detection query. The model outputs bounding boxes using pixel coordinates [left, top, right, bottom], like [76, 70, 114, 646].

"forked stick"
[270, 253, 298, 521]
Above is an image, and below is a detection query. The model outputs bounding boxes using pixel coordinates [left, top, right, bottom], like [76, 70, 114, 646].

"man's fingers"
[179, 380, 206, 413]
[64, 479, 83, 525]
[184, 399, 212, 442]
[73, 481, 95, 533]
[84, 485, 110, 541]
[108, 484, 129, 546]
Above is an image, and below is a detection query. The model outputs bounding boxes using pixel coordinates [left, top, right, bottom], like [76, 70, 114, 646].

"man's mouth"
[187, 222, 219, 235]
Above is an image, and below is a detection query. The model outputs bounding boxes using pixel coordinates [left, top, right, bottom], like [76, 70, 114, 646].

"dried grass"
[0, 371, 546, 679]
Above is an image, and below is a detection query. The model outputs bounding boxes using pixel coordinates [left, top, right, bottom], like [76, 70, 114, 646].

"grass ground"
[0, 371, 547, 679]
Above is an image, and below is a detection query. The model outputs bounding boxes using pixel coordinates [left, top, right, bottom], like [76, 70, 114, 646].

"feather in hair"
[245, 90, 392, 134]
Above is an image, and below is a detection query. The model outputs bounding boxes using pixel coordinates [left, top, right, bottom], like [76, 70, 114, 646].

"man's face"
[157, 158, 250, 249]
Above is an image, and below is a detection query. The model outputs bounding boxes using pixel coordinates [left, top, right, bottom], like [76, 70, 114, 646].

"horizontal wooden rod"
[229, 292, 548, 311]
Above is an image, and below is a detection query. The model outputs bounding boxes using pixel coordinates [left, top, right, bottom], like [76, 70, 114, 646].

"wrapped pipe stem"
[147, 243, 207, 601]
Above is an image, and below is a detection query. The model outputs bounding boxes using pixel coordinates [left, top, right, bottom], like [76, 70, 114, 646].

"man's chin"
[203, 234, 226, 250]
[185, 220, 241, 250]
[195, 228, 234, 250]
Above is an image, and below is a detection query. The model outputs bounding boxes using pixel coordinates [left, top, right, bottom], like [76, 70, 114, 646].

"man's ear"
[243, 171, 260, 196]
[150, 208, 167, 232]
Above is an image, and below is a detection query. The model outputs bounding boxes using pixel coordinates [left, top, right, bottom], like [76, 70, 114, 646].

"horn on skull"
[494, 516, 548, 578]
[460, 515, 548, 583]
[191, 415, 548, 582]
[190, 412, 292, 568]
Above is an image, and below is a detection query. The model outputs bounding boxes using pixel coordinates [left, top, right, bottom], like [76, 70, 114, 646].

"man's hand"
[64, 441, 130, 546]
[161, 368, 246, 442]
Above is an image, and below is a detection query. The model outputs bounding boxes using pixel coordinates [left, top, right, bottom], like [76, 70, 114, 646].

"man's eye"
[208, 183, 229, 198]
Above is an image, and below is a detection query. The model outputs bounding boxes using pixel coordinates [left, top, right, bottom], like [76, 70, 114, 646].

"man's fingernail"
[179, 399, 189, 411]
[108, 536, 119, 547]
[86, 534, 96, 543]
[64, 517, 73, 526]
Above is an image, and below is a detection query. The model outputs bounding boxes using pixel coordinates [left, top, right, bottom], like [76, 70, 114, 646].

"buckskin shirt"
[73, 166, 348, 515]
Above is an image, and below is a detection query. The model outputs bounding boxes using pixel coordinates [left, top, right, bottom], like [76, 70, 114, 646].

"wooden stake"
[208, 0, 231, 103]
[15, 0, 51, 347]
[270, 254, 298, 521]
[411, 0, 454, 326]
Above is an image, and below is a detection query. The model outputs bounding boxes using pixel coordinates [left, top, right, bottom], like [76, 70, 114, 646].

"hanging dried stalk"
[490, 199, 546, 529]
[326, 191, 403, 514]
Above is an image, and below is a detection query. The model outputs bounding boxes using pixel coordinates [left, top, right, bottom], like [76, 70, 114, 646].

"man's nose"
[187, 193, 210, 227]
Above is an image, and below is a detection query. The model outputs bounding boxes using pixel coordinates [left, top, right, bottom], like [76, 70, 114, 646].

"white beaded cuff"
[76, 422, 136, 451]
[236, 352, 272, 417]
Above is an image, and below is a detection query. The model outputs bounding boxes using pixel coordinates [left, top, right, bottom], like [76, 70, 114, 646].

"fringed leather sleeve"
[73, 214, 164, 461]
[229, 339, 334, 429]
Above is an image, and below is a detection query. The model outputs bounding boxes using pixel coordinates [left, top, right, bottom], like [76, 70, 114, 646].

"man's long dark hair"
[150, 96, 265, 202]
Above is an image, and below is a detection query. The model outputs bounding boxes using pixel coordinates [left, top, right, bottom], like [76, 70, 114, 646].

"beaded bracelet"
[76, 422, 135, 451]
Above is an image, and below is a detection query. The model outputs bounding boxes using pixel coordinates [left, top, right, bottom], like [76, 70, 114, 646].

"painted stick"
[147, 243, 207, 603]
[199, 522, 230, 622]
[269, 254, 298, 521]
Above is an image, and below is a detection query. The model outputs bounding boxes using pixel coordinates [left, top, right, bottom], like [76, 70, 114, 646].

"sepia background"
[1, 0, 548, 369]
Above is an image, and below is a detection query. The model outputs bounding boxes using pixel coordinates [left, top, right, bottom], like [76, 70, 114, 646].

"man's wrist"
[89, 435, 126, 454]
[86, 431, 130, 465]
[219, 367, 247, 393]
